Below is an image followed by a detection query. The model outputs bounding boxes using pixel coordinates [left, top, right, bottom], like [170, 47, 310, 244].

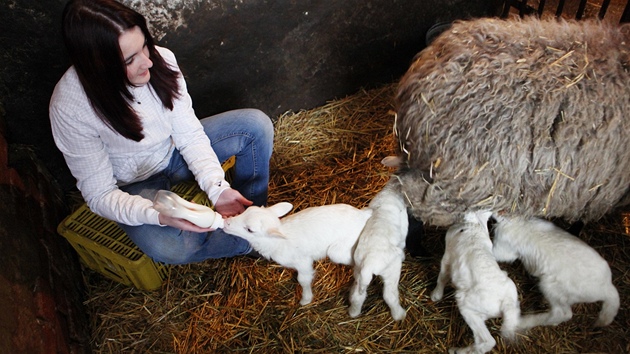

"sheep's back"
[395, 17, 630, 227]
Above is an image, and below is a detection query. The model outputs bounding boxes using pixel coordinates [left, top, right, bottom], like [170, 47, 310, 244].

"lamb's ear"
[476, 210, 493, 224]
[268, 227, 287, 238]
[268, 202, 293, 217]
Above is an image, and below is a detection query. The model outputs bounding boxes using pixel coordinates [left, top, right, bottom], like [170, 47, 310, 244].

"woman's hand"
[214, 188, 253, 217]
[158, 212, 215, 232]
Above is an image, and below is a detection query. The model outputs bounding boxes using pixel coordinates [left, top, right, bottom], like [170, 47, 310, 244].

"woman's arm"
[49, 69, 160, 226]
[157, 47, 231, 205]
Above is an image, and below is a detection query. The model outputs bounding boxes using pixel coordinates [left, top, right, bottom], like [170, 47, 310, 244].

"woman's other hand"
[214, 188, 253, 217]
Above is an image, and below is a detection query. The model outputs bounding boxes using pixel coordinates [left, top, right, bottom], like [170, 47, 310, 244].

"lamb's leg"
[500, 298, 520, 341]
[518, 312, 550, 330]
[431, 256, 450, 301]
[491, 241, 518, 263]
[545, 303, 573, 326]
[348, 266, 372, 318]
[296, 266, 315, 305]
[595, 286, 620, 327]
[518, 279, 574, 329]
[381, 260, 406, 321]
[454, 307, 496, 354]
[518, 303, 572, 330]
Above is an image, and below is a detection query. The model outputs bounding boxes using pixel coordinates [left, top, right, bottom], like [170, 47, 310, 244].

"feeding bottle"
[153, 190, 224, 229]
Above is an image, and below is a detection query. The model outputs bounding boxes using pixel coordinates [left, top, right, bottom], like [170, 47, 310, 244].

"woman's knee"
[243, 108, 274, 147]
[201, 108, 273, 152]
[123, 225, 202, 264]
[151, 248, 195, 265]
[146, 242, 198, 265]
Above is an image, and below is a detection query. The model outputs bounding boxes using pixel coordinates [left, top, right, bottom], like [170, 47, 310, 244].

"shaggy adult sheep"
[392, 16, 630, 227]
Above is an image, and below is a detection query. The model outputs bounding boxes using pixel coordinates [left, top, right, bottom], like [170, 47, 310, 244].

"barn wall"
[1, 0, 503, 192]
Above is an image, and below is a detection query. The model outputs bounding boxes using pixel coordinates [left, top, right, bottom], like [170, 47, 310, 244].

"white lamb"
[222, 202, 372, 305]
[492, 215, 620, 330]
[349, 183, 409, 321]
[431, 210, 520, 354]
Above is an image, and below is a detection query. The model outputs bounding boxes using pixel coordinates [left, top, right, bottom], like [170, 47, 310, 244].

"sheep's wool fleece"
[395, 17, 630, 227]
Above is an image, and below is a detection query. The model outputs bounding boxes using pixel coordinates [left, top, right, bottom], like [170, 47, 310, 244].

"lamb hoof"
[391, 308, 406, 321]
[430, 289, 443, 302]
[593, 318, 612, 327]
[449, 347, 476, 354]
[348, 306, 361, 318]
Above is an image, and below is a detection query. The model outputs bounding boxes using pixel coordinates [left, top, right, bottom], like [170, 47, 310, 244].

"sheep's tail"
[595, 287, 620, 327]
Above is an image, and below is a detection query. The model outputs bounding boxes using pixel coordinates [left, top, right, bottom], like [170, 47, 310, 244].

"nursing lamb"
[222, 202, 372, 305]
[492, 215, 619, 329]
[431, 210, 520, 354]
[349, 182, 409, 321]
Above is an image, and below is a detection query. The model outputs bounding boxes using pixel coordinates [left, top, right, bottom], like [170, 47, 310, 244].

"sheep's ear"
[492, 212, 506, 223]
[268, 202, 293, 217]
[381, 155, 401, 167]
[268, 227, 287, 238]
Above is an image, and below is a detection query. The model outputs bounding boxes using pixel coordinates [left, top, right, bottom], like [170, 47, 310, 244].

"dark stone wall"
[165, 0, 501, 118]
[1, 0, 503, 193]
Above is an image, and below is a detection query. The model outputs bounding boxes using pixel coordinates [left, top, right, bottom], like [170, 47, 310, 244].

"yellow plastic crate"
[57, 156, 235, 290]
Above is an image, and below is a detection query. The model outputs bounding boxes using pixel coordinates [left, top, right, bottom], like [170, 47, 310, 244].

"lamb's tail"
[595, 286, 620, 327]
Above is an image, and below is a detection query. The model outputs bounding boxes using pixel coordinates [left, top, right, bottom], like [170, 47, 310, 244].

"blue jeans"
[118, 109, 274, 264]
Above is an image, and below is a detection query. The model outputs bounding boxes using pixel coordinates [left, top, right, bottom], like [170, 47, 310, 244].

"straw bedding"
[82, 83, 629, 353]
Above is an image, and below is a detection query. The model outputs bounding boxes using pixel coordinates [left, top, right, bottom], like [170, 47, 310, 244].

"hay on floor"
[82, 83, 629, 354]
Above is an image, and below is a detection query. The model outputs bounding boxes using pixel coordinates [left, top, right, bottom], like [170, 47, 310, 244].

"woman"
[50, 0, 274, 264]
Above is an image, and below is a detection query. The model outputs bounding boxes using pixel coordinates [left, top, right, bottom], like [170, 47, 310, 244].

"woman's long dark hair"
[62, 0, 179, 141]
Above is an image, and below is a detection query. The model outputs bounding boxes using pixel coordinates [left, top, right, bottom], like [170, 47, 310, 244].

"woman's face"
[118, 26, 153, 86]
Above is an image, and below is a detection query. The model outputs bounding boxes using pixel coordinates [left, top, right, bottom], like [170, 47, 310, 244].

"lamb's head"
[222, 202, 293, 240]
[463, 209, 492, 231]
[445, 209, 493, 243]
